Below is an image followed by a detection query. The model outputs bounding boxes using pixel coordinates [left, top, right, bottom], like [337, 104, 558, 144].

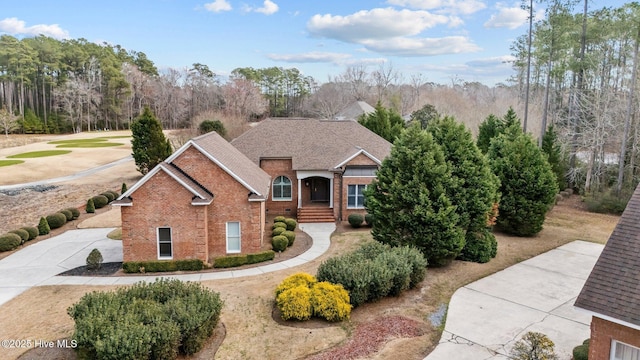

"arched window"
[273, 176, 292, 200]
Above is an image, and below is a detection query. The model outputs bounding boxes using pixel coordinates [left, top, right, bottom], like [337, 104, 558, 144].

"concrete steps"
[297, 207, 335, 223]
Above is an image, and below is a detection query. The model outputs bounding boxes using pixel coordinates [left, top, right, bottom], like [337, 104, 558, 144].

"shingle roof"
[188, 131, 271, 199]
[230, 118, 391, 171]
[574, 183, 640, 326]
[335, 101, 376, 120]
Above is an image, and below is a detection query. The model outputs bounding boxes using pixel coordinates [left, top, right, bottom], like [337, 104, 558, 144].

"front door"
[310, 177, 329, 202]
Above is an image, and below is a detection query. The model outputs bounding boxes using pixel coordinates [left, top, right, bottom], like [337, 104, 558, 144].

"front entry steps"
[297, 207, 335, 223]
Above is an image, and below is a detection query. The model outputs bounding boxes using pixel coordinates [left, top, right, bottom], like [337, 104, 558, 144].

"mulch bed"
[58, 262, 123, 276]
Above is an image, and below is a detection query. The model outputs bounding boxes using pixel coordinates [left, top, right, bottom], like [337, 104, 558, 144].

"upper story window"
[273, 176, 292, 201]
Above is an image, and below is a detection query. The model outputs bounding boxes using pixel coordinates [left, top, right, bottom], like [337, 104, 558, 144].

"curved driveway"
[0, 223, 334, 307]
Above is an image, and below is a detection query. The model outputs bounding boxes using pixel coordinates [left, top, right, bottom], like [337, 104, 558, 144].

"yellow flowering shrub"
[276, 285, 312, 321]
[275, 272, 317, 297]
[310, 281, 351, 322]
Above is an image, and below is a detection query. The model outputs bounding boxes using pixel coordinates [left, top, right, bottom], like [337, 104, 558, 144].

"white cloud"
[244, 0, 279, 15]
[267, 51, 351, 63]
[362, 36, 481, 56]
[204, 0, 232, 13]
[0, 17, 69, 39]
[466, 55, 516, 67]
[307, 8, 452, 43]
[484, 6, 529, 29]
[387, 0, 487, 15]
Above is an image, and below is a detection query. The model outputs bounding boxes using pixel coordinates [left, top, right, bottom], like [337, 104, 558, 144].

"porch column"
[329, 177, 334, 208]
[297, 177, 302, 208]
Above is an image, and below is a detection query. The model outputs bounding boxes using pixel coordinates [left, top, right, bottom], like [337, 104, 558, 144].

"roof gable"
[575, 184, 640, 328]
[231, 118, 391, 171]
[335, 101, 375, 120]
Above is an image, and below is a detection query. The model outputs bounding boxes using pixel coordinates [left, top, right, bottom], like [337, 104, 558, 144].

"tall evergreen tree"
[364, 125, 465, 266]
[427, 116, 501, 263]
[131, 107, 172, 175]
[358, 102, 405, 143]
[477, 107, 521, 154]
[541, 125, 567, 190]
[488, 126, 558, 236]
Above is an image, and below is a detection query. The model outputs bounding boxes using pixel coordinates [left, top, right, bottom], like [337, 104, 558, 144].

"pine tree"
[364, 125, 465, 266]
[488, 127, 558, 236]
[477, 107, 521, 154]
[427, 116, 501, 263]
[38, 217, 50, 235]
[131, 106, 172, 175]
[541, 125, 567, 190]
[358, 102, 405, 143]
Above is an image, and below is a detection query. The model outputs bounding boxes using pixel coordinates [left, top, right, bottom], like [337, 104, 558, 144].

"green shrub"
[272, 235, 288, 252]
[272, 227, 286, 237]
[246, 251, 275, 264]
[282, 230, 296, 246]
[284, 218, 297, 231]
[274, 215, 286, 223]
[9, 229, 29, 243]
[122, 259, 204, 273]
[0, 233, 22, 252]
[458, 228, 497, 264]
[92, 195, 109, 209]
[347, 213, 364, 228]
[585, 191, 629, 215]
[391, 246, 428, 287]
[86, 248, 104, 271]
[213, 255, 248, 268]
[46, 212, 67, 229]
[21, 226, 39, 241]
[85, 198, 95, 214]
[65, 207, 81, 220]
[276, 285, 313, 321]
[38, 217, 50, 235]
[101, 191, 116, 202]
[121, 182, 128, 195]
[68, 279, 223, 358]
[573, 343, 588, 360]
[59, 209, 74, 221]
[310, 282, 351, 322]
[273, 222, 287, 230]
[275, 273, 318, 297]
[365, 213, 375, 227]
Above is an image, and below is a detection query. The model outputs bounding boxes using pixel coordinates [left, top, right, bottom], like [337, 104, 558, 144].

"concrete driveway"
[426, 240, 602, 360]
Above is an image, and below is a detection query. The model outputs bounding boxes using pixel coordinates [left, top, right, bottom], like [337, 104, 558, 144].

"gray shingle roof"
[574, 184, 640, 326]
[335, 101, 376, 120]
[230, 118, 391, 171]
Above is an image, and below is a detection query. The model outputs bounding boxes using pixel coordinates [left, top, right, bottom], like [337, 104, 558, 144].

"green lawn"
[7, 150, 72, 158]
[98, 135, 131, 139]
[0, 159, 25, 167]
[56, 142, 123, 148]
[48, 138, 109, 144]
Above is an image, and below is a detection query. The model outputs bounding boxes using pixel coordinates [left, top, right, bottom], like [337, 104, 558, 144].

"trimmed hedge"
[274, 216, 286, 223]
[317, 242, 427, 307]
[68, 279, 223, 359]
[46, 212, 67, 229]
[0, 233, 22, 252]
[284, 218, 297, 231]
[282, 230, 296, 246]
[9, 229, 30, 243]
[246, 251, 275, 264]
[273, 222, 287, 230]
[59, 209, 74, 221]
[86, 248, 103, 270]
[85, 198, 95, 214]
[21, 226, 39, 241]
[348, 213, 364, 228]
[272, 227, 286, 237]
[92, 195, 109, 209]
[38, 217, 50, 235]
[101, 191, 117, 202]
[272, 235, 288, 252]
[213, 251, 276, 268]
[122, 259, 204, 273]
[65, 207, 81, 220]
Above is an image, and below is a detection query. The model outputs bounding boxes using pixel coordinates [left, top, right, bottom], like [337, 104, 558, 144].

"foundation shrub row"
[213, 250, 275, 268]
[271, 217, 297, 252]
[123, 259, 204, 273]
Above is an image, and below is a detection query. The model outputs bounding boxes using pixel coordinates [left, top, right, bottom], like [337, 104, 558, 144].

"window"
[344, 166, 377, 177]
[273, 176, 292, 201]
[226, 222, 241, 253]
[157, 227, 172, 259]
[612, 341, 640, 360]
[347, 184, 366, 208]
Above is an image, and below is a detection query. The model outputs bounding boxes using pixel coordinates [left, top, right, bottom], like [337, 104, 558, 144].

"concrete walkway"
[0, 223, 334, 307]
[425, 240, 603, 360]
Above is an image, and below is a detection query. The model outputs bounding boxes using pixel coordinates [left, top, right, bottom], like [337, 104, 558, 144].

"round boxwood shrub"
[46, 212, 67, 229]
[273, 222, 287, 230]
[86, 198, 95, 213]
[86, 248, 104, 271]
[347, 213, 364, 228]
[59, 209, 74, 221]
[101, 191, 115, 202]
[365, 213, 375, 227]
[276, 285, 313, 321]
[284, 218, 297, 231]
[21, 226, 39, 241]
[272, 227, 286, 237]
[272, 235, 288, 252]
[92, 195, 109, 209]
[0, 233, 22, 252]
[65, 207, 81, 220]
[274, 216, 286, 223]
[9, 229, 29, 244]
[38, 217, 50, 235]
[310, 281, 351, 322]
[282, 230, 296, 246]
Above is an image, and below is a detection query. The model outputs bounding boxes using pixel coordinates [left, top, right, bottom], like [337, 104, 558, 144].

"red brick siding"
[338, 156, 378, 220]
[589, 316, 640, 360]
[121, 171, 208, 262]
[259, 158, 297, 217]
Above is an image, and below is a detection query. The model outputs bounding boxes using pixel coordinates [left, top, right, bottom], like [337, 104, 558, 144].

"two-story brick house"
[115, 118, 391, 263]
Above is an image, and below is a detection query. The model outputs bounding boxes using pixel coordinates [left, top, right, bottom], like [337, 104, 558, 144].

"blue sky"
[0, 0, 627, 86]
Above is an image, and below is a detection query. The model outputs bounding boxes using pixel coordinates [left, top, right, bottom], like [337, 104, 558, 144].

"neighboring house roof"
[574, 183, 640, 328]
[334, 101, 375, 120]
[230, 118, 392, 171]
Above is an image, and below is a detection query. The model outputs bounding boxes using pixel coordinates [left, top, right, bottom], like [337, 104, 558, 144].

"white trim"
[272, 175, 293, 201]
[297, 177, 302, 208]
[329, 177, 334, 209]
[112, 202, 132, 207]
[296, 170, 333, 180]
[226, 221, 241, 254]
[343, 175, 376, 178]
[117, 163, 208, 202]
[347, 184, 367, 209]
[575, 308, 640, 332]
[334, 148, 382, 168]
[157, 227, 173, 260]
